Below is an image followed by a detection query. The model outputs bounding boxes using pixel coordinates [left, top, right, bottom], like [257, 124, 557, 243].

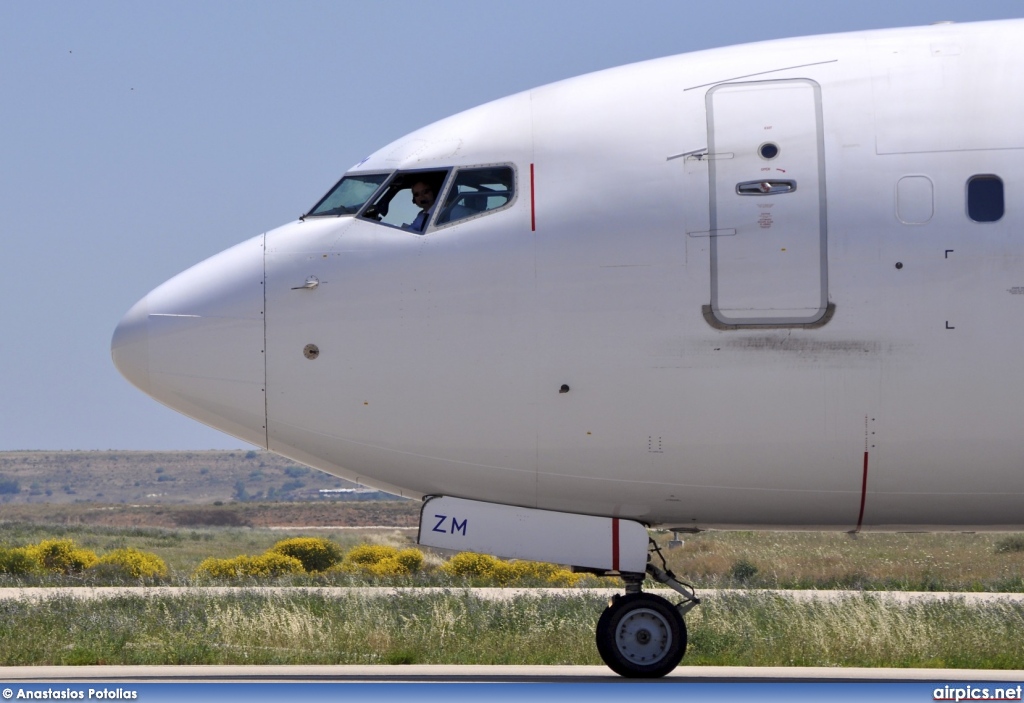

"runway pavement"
[1, 664, 1023, 683]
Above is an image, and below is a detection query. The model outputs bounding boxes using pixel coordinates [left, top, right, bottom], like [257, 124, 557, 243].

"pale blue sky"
[1, 1, 1021, 450]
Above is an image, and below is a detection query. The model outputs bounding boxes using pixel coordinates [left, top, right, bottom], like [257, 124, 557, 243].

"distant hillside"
[0, 450, 403, 506]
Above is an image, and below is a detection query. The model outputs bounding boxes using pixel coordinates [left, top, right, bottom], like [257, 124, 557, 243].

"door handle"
[736, 180, 796, 195]
[291, 276, 319, 290]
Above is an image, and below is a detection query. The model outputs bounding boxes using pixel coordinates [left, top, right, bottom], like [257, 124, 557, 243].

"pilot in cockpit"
[404, 179, 438, 233]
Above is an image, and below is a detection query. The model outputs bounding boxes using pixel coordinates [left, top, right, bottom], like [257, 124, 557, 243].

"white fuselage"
[112, 19, 1024, 532]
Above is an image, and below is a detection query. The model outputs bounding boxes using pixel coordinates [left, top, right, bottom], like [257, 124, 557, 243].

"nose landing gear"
[596, 591, 686, 677]
[415, 497, 697, 677]
[595, 544, 700, 678]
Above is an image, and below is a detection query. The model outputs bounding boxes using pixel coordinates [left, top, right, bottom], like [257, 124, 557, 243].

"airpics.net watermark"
[934, 685, 1024, 701]
[2, 689, 137, 700]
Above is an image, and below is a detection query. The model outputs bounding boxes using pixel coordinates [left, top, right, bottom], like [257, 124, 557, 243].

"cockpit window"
[306, 173, 390, 217]
[350, 166, 515, 233]
[359, 170, 449, 233]
[435, 166, 515, 226]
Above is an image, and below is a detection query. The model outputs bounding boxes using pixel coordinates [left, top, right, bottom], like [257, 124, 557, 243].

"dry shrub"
[172, 509, 247, 527]
[394, 548, 424, 573]
[269, 537, 344, 573]
[995, 536, 1024, 554]
[194, 552, 304, 579]
[194, 556, 242, 579]
[0, 546, 37, 575]
[27, 539, 98, 574]
[92, 548, 168, 579]
[730, 558, 759, 582]
[247, 552, 305, 577]
[336, 544, 425, 576]
[440, 552, 583, 586]
[441, 551, 496, 578]
[344, 544, 399, 565]
[193, 536, 347, 580]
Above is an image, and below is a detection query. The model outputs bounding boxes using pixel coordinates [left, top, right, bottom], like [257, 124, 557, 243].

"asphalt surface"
[1, 665, 1023, 683]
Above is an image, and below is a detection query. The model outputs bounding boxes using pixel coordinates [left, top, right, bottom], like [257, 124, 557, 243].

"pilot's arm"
[404, 210, 429, 233]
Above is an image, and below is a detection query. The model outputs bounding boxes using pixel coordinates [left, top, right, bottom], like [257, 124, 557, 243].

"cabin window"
[967, 175, 1004, 223]
[306, 173, 390, 217]
[359, 170, 449, 233]
[435, 166, 516, 226]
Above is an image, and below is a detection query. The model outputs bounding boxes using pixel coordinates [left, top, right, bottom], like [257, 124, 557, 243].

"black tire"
[595, 592, 687, 678]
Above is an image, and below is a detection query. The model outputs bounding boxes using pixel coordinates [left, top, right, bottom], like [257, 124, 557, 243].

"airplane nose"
[111, 235, 267, 447]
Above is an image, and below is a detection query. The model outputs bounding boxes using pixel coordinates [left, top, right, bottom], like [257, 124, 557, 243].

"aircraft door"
[706, 79, 828, 325]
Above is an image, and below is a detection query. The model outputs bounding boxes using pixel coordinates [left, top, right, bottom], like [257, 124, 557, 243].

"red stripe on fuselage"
[612, 517, 620, 571]
[856, 451, 869, 531]
[530, 163, 536, 231]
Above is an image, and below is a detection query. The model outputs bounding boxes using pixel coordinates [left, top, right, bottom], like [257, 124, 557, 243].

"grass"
[0, 591, 601, 666]
[686, 592, 1024, 668]
[0, 590, 1021, 668]
[1, 523, 1023, 591]
[0, 523, 416, 580]
[996, 535, 1024, 554]
[654, 530, 1024, 592]
[0, 501, 419, 529]
[1, 523, 1023, 668]
[3, 452, 1020, 668]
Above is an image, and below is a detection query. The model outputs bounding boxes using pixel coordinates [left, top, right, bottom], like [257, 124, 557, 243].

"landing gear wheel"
[595, 592, 686, 678]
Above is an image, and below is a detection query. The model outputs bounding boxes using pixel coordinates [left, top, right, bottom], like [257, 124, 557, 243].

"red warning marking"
[856, 451, 869, 531]
[611, 518, 620, 571]
[530, 163, 536, 232]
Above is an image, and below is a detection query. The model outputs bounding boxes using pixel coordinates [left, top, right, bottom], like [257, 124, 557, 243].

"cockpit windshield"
[359, 170, 449, 233]
[436, 166, 515, 226]
[306, 173, 389, 217]
[305, 165, 515, 231]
